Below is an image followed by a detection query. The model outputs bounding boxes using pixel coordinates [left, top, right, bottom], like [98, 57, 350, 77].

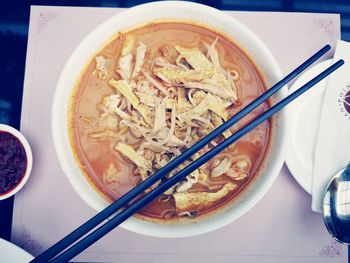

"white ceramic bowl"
[52, 1, 287, 237]
[0, 124, 33, 200]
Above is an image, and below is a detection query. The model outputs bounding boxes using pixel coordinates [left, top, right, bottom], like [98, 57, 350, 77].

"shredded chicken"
[176, 169, 200, 192]
[211, 157, 232, 177]
[95, 56, 108, 80]
[132, 43, 146, 79]
[153, 99, 166, 132]
[119, 54, 133, 82]
[92, 36, 246, 217]
[121, 35, 135, 56]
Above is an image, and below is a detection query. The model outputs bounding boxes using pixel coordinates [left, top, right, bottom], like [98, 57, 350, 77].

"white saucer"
[285, 59, 332, 194]
[0, 238, 34, 262]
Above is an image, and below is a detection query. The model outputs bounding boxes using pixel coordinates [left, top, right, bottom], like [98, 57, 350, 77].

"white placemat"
[12, 6, 347, 262]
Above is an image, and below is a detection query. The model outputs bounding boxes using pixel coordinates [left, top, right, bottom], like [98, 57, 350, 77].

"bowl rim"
[52, 1, 287, 238]
[0, 124, 33, 200]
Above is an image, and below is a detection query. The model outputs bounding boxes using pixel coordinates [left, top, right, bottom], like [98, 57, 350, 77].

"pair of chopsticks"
[31, 45, 343, 263]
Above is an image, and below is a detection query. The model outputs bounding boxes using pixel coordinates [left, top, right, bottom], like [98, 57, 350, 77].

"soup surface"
[70, 22, 270, 221]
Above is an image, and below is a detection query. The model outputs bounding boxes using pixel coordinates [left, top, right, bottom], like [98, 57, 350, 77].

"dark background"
[0, 0, 349, 260]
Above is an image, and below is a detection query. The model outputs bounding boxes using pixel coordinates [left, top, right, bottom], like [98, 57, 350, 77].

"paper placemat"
[12, 6, 347, 262]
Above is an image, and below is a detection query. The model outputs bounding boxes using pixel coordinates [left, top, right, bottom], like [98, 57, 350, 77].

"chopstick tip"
[335, 59, 345, 67]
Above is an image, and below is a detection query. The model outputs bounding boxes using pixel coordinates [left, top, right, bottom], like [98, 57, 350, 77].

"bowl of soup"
[52, 1, 287, 237]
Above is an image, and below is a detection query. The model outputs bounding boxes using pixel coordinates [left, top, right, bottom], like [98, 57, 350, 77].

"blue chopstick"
[31, 45, 331, 263]
[50, 59, 344, 263]
[51, 58, 344, 262]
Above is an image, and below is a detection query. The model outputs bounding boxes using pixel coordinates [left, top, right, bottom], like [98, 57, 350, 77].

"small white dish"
[285, 59, 332, 194]
[0, 124, 33, 200]
[0, 238, 34, 263]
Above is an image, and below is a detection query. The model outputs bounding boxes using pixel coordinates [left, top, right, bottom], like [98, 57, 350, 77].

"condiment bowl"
[0, 124, 33, 200]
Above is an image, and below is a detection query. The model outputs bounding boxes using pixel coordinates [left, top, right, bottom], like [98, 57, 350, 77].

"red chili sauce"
[0, 131, 27, 195]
